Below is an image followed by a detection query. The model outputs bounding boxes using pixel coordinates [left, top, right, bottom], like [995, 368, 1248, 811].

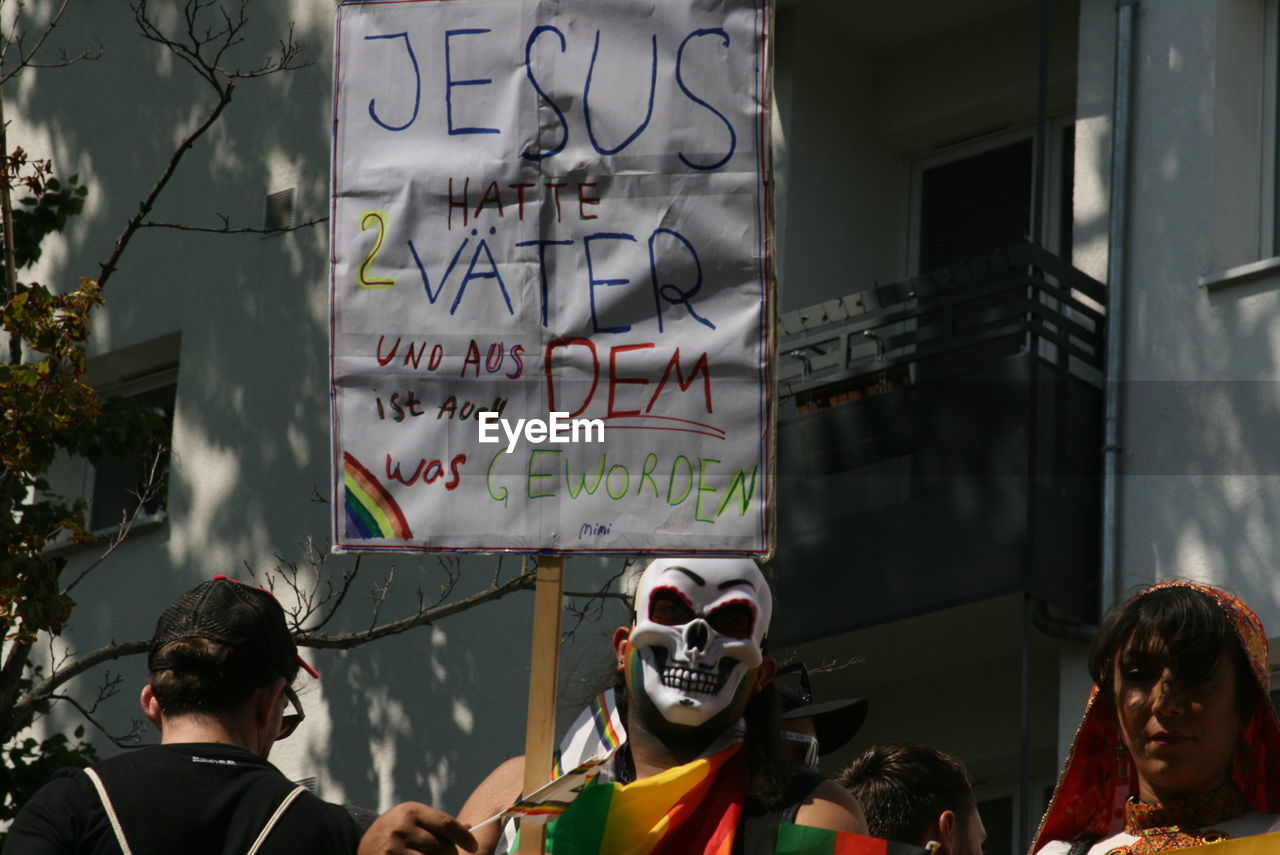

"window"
[918, 137, 1033, 273]
[905, 123, 1077, 380]
[909, 119, 1075, 275]
[43, 333, 184, 538]
[1201, 1, 1272, 283]
[88, 371, 176, 532]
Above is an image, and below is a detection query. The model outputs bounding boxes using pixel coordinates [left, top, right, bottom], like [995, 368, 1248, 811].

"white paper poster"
[330, 0, 772, 553]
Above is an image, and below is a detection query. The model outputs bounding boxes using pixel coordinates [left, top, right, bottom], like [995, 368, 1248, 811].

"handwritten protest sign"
[330, 0, 772, 553]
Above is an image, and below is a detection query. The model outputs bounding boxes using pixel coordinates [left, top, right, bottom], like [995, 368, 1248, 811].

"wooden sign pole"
[517, 555, 566, 855]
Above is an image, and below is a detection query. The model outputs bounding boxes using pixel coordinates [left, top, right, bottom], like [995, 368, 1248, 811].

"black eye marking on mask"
[671, 567, 707, 586]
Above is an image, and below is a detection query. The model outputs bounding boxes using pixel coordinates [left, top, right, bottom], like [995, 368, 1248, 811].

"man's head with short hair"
[839, 742, 985, 855]
[143, 576, 313, 754]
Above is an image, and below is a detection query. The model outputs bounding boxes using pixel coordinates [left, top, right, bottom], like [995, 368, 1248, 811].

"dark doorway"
[919, 138, 1033, 272]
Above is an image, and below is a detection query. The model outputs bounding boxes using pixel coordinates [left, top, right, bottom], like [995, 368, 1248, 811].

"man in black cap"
[5, 575, 361, 855]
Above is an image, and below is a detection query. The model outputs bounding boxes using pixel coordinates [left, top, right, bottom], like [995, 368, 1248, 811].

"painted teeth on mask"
[660, 665, 725, 695]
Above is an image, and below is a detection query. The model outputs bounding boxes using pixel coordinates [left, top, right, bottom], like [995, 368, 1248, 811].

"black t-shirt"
[4, 743, 361, 855]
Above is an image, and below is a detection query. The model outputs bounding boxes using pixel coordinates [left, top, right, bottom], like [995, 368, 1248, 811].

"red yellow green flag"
[775, 823, 932, 855]
[543, 743, 745, 855]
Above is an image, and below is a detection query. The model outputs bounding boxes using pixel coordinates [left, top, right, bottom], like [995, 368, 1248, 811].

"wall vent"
[264, 187, 296, 231]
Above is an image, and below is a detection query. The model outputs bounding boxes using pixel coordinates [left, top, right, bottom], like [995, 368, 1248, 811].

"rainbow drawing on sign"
[344, 451, 412, 539]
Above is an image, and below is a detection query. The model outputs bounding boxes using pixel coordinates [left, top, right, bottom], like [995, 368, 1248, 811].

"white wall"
[1074, 0, 1280, 639]
[774, 5, 907, 311]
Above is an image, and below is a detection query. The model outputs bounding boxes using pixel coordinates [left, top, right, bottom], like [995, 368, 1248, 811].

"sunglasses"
[278, 684, 305, 740]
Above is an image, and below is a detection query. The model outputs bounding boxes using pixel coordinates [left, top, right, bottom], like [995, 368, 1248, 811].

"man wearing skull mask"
[360, 557, 867, 855]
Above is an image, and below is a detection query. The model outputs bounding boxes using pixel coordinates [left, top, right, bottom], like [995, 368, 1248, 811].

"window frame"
[906, 116, 1076, 277]
[86, 366, 178, 535]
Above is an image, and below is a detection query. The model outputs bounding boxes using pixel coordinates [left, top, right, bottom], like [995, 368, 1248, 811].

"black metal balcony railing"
[770, 245, 1108, 646]
[778, 244, 1106, 408]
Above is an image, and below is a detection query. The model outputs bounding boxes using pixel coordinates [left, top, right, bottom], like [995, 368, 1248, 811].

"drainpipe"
[1101, 0, 1137, 617]
[1031, 0, 1051, 246]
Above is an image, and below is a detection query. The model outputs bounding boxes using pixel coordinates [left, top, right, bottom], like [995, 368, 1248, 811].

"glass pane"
[90, 383, 176, 530]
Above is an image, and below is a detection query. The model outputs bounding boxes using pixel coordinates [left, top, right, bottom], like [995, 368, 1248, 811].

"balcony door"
[918, 137, 1033, 272]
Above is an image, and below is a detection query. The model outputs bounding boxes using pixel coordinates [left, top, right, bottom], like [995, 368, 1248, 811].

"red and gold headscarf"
[1030, 582, 1280, 853]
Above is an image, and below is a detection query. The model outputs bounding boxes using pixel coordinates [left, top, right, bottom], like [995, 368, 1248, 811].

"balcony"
[770, 245, 1106, 646]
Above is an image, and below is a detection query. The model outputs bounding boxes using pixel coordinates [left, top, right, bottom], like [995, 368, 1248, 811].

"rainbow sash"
[543, 743, 745, 855]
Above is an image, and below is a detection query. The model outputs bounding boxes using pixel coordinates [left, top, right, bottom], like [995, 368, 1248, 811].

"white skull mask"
[627, 558, 772, 728]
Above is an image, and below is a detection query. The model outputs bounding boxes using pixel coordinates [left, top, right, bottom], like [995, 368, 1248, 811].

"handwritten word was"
[384, 452, 467, 490]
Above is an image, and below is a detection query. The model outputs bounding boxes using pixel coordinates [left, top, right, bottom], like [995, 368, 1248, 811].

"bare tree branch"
[9, 639, 149, 735]
[139, 215, 327, 235]
[63, 443, 169, 595]
[808, 657, 867, 674]
[562, 562, 631, 642]
[564, 591, 629, 601]
[10, 42, 102, 73]
[97, 79, 233, 289]
[299, 569, 537, 649]
[49, 690, 147, 749]
[0, 0, 102, 88]
[100, 0, 309, 289]
[773, 655, 866, 676]
[286, 552, 363, 635]
[368, 567, 394, 632]
[266, 539, 362, 634]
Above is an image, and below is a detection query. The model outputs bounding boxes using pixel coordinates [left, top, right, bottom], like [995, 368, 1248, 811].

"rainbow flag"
[775, 824, 931, 855]
[542, 743, 745, 855]
[553, 691, 625, 778]
[503, 754, 616, 822]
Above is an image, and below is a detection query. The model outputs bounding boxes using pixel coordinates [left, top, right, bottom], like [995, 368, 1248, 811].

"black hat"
[149, 575, 318, 680]
[776, 662, 868, 756]
[781, 697, 869, 756]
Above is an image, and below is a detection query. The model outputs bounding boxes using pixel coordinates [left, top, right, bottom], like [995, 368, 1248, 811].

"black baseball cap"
[148, 575, 319, 680]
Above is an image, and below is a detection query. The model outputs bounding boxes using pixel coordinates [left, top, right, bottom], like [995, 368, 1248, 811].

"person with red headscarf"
[1031, 582, 1280, 854]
